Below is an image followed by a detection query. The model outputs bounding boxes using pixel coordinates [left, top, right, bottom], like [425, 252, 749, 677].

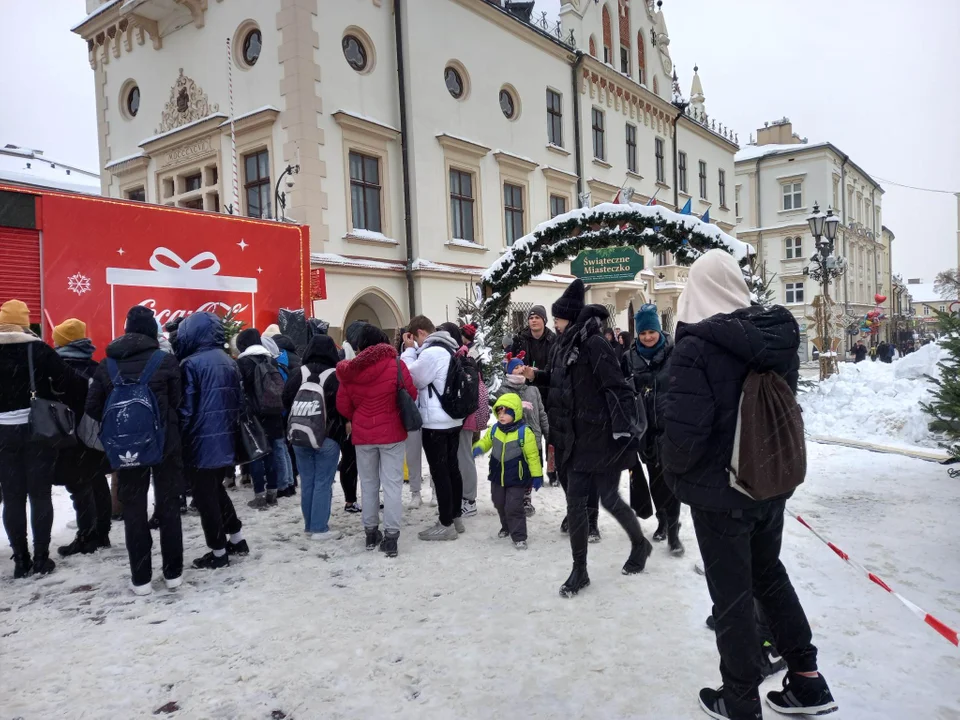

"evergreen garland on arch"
[480, 204, 753, 327]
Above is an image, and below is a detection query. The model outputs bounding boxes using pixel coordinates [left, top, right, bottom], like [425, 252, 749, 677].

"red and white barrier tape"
[787, 509, 959, 649]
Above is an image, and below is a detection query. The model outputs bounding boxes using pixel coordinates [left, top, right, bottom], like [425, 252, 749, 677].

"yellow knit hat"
[53, 318, 87, 347]
[0, 300, 30, 328]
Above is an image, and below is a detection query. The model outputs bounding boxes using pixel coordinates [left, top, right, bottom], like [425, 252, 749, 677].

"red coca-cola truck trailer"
[0, 183, 310, 355]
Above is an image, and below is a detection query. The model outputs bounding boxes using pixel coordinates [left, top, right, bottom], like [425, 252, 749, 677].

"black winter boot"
[365, 528, 384, 551]
[622, 537, 653, 575]
[559, 564, 591, 598]
[12, 551, 32, 579]
[652, 510, 667, 542]
[667, 520, 685, 557]
[380, 532, 399, 558]
[58, 532, 99, 558]
[192, 551, 229, 570]
[32, 553, 55, 576]
[560, 516, 569, 534]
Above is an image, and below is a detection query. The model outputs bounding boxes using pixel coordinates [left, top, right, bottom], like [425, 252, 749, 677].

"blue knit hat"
[504, 351, 526, 375]
[634, 303, 662, 334]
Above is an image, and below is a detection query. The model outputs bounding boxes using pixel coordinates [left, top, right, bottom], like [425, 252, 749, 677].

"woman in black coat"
[621, 303, 683, 556]
[522, 280, 650, 598]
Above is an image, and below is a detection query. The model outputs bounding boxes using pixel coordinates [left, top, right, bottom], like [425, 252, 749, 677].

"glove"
[473, 447, 483, 458]
[532, 476, 543, 490]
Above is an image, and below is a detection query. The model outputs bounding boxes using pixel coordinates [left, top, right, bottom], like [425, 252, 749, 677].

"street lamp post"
[803, 202, 845, 380]
[274, 163, 300, 222]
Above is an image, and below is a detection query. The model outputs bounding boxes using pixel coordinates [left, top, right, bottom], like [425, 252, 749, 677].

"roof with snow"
[906, 283, 954, 304]
[735, 141, 883, 193]
[0, 145, 100, 195]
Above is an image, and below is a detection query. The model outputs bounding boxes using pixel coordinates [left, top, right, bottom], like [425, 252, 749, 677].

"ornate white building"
[735, 119, 892, 359]
[73, 0, 739, 339]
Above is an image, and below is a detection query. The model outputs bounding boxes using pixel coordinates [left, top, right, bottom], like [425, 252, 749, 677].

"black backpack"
[251, 356, 285, 416]
[430, 347, 480, 419]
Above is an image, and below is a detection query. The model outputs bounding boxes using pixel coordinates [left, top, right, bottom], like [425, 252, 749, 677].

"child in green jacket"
[473, 393, 543, 549]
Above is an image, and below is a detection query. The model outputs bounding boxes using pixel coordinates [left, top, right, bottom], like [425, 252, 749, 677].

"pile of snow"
[800, 343, 944, 449]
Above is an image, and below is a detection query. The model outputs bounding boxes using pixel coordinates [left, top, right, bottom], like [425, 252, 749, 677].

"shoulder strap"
[518, 424, 525, 447]
[138, 350, 166, 386]
[26, 342, 37, 397]
[107, 358, 123, 387]
[301, 365, 312, 383]
[396, 358, 404, 388]
[318, 368, 336, 388]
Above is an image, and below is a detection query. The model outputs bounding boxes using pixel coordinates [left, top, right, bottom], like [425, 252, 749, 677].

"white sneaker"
[310, 530, 343, 542]
[130, 580, 153, 596]
[461, 499, 478, 517]
[418, 522, 458, 541]
[164, 575, 183, 591]
[453, 517, 466, 534]
[514, 540, 528, 550]
[409, 492, 423, 509]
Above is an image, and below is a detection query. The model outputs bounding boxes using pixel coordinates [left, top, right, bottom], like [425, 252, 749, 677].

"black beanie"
[438, 322, 463, 346]
[125, 305, 158, 338]
[356, 324, 389, 352]
[551, 279, 586, 322]
[236, 327, 262, 353]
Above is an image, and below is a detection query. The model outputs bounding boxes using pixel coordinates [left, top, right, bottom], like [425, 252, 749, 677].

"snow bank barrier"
[787, 509, 959, 649]
[800, 343, 945, 450]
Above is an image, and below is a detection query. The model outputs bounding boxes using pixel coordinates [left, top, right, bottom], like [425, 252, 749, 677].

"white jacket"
[401, 331, 463, 430]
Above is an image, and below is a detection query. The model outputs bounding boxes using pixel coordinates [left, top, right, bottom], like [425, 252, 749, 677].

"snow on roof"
[734, 142, 832, 163]
[103, 151, 147, 170]
[333, 109, 399, 134]
[311, 253, 404, 272]
[906, 283, 953, 303]
[218, 106, 281, 128]
[0, 147, 100, 195]
[71, 0, 121, 32]
[482, 201, 753, 282]
[139, 113, 228, 146]
[492, 149, 537, 166]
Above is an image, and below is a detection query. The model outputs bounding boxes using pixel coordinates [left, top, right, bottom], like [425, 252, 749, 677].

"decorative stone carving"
[156, 69, 220, 134]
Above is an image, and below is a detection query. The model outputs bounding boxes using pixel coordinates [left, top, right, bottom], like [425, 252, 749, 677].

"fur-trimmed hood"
[0, 330, 41, 345]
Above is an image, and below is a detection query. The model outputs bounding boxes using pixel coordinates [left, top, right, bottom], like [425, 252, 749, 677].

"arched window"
[601, 5, 612, 64]
[618, 0, 631, 75]
[637, 30, 646, 85]
[589, 35, 597, 58]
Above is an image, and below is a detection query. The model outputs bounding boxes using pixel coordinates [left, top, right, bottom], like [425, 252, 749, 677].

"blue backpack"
[100, 351, 167, 470]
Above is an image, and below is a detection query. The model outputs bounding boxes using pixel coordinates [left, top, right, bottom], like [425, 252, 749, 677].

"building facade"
[734, 119, 890, 359]
[73, 0, 739, 340]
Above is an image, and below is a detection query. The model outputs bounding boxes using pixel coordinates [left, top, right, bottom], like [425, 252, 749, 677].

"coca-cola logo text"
[138, 299, 250, 325]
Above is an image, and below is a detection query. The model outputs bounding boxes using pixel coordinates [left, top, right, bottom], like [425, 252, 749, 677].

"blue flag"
[701, 208, 710, 224]
[680, 198, 692, 215]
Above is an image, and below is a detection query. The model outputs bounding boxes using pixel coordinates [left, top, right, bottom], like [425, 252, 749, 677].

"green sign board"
[570, 247, 644, 284]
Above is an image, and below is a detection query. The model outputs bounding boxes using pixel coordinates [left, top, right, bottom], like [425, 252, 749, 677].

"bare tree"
[934, 268, 960, 299]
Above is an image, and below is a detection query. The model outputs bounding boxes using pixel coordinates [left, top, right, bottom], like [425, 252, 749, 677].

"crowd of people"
[0, 246, 839, 719]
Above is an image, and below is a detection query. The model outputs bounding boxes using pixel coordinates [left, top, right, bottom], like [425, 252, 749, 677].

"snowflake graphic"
[67, 273, 91, 296]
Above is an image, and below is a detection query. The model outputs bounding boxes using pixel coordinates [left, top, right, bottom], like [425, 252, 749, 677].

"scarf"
[677, 249, 751, 325]
[636, 334, 666, 358]
[557, 313, 605, 368]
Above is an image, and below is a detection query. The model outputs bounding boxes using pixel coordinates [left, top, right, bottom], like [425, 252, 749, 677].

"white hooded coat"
[401, 331, 464, 430]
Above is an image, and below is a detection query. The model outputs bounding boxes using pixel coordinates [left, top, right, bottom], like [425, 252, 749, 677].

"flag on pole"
[613, 189, 621, 204]
[646, 187, 661, 206]
[701, 208, 710, 224]
[680, 198, 692, 215]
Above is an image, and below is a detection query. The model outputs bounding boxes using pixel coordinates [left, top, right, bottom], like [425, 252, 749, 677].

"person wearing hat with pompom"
[86, 305, 184, 594]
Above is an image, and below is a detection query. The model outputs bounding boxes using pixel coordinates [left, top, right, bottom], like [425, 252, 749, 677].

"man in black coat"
[660, 250, 836, 720]
[86, 305, 184, 594]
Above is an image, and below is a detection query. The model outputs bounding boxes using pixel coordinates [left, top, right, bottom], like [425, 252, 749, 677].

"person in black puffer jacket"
[659, 249, 836, 720]
[522, 282, 651, 598]
[0, 300, 87, 579]
[621, 303, 683, 557]
[176, 312, 246, 571]
[52, 319, 113, 559]
[86, 305, 184, 594]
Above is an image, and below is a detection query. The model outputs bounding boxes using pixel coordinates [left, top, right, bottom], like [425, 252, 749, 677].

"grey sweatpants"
[356, 441, 405, 534]
[492, 483, 527, 542]
[458, 428, 479, 503]
[406, 430, 423, 494]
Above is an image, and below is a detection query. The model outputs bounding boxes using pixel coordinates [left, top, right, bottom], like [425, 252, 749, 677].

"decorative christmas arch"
[481, 202, 753, 325]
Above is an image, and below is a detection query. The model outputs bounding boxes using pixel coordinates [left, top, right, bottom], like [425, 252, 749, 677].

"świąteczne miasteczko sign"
[570, 247, 645, 284]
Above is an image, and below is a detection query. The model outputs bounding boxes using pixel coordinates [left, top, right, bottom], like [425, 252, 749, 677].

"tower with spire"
[690, 64, 705, 115]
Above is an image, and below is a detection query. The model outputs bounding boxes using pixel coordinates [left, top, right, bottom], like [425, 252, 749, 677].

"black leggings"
[566, 469, 644, 566]
[0, 425, 55, 557]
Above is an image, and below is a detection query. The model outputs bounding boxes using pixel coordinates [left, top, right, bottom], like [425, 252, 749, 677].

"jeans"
[422, 427, 464, 526]
[0, 424, 55, 557]
[492, 483, 527, 541]
[692, 498, 819, 700]
[294, 440, 340, 533]
[566, 470, 644, 567]
[65, 473, 112, 541]
[188, 466, 241, 551]
[405, 430, 423, 493]
[457, 428, 479, 502]
[338, 439, 358, 504]
[355, 441, 405, 534]
[250, 439, 294, 494]
[118, 457, 184, 586]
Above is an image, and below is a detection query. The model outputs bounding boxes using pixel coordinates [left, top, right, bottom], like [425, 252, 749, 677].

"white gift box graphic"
[106, 247, 258, 336]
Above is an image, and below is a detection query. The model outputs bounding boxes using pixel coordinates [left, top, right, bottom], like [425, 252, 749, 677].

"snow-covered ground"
[801, 344, 946, 452]
[2, 444, 959, 719]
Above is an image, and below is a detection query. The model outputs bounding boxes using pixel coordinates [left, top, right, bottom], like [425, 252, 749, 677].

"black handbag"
[396, 359, 423, 432]
[27, 343, 77, 449]
[237, 410, 271, 465]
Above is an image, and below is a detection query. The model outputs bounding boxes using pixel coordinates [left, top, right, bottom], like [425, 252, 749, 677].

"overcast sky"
[2, 0, 958, 285]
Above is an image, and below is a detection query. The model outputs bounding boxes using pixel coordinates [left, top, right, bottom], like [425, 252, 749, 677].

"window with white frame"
[678, 152, 687, 193]
[504, 182, 524, 246]
[941, 304, 947, 313]
[546, 89, 563, 147]
[549, 194, 567, 218]
[782, 181, 802, 211]
[784, 236, 802, 259]
[735, 185, 741, 217]
[348, 151, 382, 232]
[450, 168, 476, 242]
[592, 108, 605, 160]
[785, 281, 804, 304]
[718, 169, 726, 207]
[698, 160, 707, 199]
[626, 124, 637, 173]
[655, 137, 665, 182]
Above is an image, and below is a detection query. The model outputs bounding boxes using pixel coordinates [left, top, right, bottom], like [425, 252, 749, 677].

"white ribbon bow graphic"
[149, 247, 221, 275]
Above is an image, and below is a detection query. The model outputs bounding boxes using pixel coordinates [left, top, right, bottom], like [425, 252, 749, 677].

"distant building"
[908, 279, 957, 336]
[735, 119, 890, 359]
[0, 145, 100, 195]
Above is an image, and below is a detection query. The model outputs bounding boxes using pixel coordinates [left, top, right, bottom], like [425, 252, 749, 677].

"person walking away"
[869, 344, 877, 361]
[402, 316, 467, 541]
[0, 301, 86, 578]
[262, 331, 301, 491]
[86, 306, 184, 594]
[659, 249, 837, 719]
[472, 393, 543, 549]
[284, 334, 347, 541]
[521, 281, 601, 539]
[621, 304, 684, 557]
[176, 312, 247, 570]
[849, 341, 867, 363]
[337, 322, 368, 512]
[236, 328, 292, 507]
[495, 353, 549, 518]
[520, 287, 650, 596]
[511, 306, 558, 486]
[337, 326, 417, 556]
[53, 319, 113, 557]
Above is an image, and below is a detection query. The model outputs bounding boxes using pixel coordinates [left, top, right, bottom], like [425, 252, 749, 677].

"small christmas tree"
[219, 308, 246, 353]
[922, 310, 960, 460]
[457, 283, 501, 392]
[748, 255, 777, 307]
